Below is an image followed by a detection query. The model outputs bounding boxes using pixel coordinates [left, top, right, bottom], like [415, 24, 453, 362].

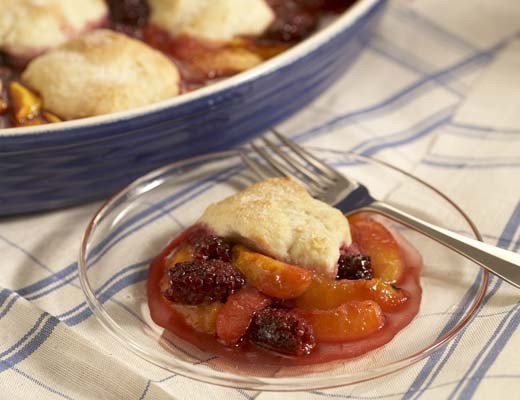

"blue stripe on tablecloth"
[138, 380, 151, 400]
[236, 389, 256, 400]
[0, 234, 71, 282]
[58, 260, 149, 321]
[422, 160, 520, 169]
[295, 32, 519, 145]
[370, 35, 434, 73]
[10, 366, 74, 400]
[0, 289, 11, 309]
[452, 304, 519, 399]
[369, 24, 471, 95]
[0, 317, 59, 373]
[294, 48, 494, 142]
[450, 122, 520, 134]
[443, 129, 520, 140]
[403, 200, 520, 399]
[141, 199, 186, 228]
[410, 272, 515, 398]
[308, 104, 452, 159]
[367, 41, 465, 97]
[311, 375, 520, 399]
[56, 301, 86, 321]
[444, 202, 520, 398]
[93, 260, 150, 297]
[358, 108, 453, 156]
[17, 263, 80, 298]
[457, 306, 520, 398]
[139, 356, 223, 400]
[426, 154, 520, 162]
[422, 149, 520, 168]
[447, 124, 520, 138]
[513, 237, 520, 252]
[495, 201, 520, 250]
[64, 267, 148, 326]
[56, 259, 150, 320]
[0, 296, 18, 321]
[390, 5, 477, 53]
[24, 270, 82, 302]
[401, 273, 485, 400]
[0, 314, 47, 359]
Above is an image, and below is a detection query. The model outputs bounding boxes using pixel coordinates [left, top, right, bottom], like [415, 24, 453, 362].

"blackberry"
[164, 260, 245, 305]
[265, 0, 319, 42]
[191, 235, 232, 262]
[336, 254, 373, 280]
[249, 308, 315, 356]
[107, 0, 149, 26]
[107, 0, 149, 38]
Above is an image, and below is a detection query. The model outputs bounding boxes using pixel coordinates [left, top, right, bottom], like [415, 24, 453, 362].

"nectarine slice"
[295, 274, 408, 312]
[348, 214, 405, 283]
[232, 245, 312, 299]
[299, 301, 384, 342]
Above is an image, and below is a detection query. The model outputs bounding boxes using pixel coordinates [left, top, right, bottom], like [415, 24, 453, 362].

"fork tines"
[240, 130, 341, 196]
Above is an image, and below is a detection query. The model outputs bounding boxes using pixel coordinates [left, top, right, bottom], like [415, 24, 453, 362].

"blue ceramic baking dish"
[0, 0, 385, 215]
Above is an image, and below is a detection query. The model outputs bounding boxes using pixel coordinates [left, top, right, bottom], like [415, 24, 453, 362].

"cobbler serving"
[0, 0, 356, 128]
[147, 178, 422, 365]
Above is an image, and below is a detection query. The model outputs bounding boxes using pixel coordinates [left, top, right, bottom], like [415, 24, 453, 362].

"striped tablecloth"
[1, 1, 519, 399]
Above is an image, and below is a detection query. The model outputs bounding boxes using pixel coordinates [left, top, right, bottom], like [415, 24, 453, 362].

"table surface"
[1, 1, 519, 399]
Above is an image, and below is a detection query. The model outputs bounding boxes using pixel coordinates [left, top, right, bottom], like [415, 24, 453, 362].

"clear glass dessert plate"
[78, 148, 488, 391]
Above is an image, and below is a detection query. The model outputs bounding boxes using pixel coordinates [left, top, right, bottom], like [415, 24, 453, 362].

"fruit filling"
[0, 0, 356, 128]
[148, 207, 422, 365]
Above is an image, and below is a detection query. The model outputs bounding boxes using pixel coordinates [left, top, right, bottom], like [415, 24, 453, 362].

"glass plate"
[78, 149, 488, 391]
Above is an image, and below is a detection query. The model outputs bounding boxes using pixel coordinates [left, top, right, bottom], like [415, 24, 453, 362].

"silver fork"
[241, 130, 520, 289]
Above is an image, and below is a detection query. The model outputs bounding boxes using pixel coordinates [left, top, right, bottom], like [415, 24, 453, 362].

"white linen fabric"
[1, 0, 519, 398]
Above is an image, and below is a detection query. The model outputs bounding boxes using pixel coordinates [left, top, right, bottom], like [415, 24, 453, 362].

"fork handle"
[364, 201, 520, 289]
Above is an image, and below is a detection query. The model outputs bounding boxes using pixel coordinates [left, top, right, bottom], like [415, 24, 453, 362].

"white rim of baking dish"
[0, 0, 380, 137]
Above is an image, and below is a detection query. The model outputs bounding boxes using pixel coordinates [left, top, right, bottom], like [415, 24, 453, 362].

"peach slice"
[299, 301, 384, 342]
[9, 81, 42, 123]
[171, 302, 223, 335]
[232, 245, 312, 299]
[43, 111, 62, 123]
[159, 244, 196, 293]
[348, 213, 405, 283]
[166, 244, 194, 268]
[295, 274, 408, 312]
[216, 287, 271, 345]
[0, 99, 7, 115]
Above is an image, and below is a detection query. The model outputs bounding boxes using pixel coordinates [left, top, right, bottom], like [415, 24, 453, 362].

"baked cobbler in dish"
[147, 178, 422, 365]
[0, 0, 356, 128]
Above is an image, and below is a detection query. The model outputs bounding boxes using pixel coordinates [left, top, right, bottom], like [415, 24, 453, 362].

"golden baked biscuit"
[148, 0, 275, 42]
[22, 30, 180, 120]
[198, 177, 352, 277]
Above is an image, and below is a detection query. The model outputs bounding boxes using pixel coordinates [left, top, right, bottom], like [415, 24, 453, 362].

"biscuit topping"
[198, 178, 352, 276]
